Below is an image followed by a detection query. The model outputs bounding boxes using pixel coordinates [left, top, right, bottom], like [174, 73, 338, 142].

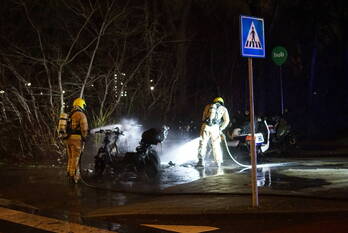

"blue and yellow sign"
[240, 15, 266, 58]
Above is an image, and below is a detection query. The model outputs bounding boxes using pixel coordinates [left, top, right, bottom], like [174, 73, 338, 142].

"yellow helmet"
[213, 97, 224, 105]
[73, 98, 86, 110]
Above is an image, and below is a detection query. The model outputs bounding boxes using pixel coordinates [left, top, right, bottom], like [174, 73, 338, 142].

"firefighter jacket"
[202, 103, 230, 131]
[69, 108, 88, 140]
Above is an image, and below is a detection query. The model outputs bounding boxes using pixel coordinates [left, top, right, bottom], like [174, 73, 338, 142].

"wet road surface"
[1, 154, 348, 232]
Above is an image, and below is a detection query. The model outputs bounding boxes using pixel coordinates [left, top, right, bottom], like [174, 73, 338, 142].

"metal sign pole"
[280, 65, 284, 115]
[271, 46, 288, 115]
[241, 15, 264, 208]
[248, 57, 259, 207]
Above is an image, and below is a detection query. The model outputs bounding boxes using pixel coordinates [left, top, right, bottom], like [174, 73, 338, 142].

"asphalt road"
[1, 154, 348, 232]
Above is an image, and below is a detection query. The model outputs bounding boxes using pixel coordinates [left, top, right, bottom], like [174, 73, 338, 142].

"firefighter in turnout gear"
[66, 98, 88, 184]
[196, 97, 230, 167]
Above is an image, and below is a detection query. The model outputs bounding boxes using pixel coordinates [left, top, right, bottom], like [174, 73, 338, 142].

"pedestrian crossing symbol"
[240, 15, 265, 58]
[244, 22, 262, 49]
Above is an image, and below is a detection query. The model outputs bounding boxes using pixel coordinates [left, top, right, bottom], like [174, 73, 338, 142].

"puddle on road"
[82, 161, 205, 192]
[0, 161, 345, 233]
[234, 166, 332, 190]
[81, 156, 336, 193]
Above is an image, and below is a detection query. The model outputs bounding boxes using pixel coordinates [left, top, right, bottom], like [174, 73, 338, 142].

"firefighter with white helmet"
[65, 98, 88, 184]
[196, 97, 230, 167]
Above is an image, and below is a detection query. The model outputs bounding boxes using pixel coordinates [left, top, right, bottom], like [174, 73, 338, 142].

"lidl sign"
[240, 15, 266, 58]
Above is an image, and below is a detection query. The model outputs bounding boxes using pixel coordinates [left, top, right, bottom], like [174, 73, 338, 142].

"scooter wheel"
[144, 152, 160, 178]
[94, 156, 106, 176]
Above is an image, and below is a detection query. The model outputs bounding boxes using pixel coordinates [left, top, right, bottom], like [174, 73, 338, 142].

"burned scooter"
[93, 125, 169, 179]
[121, 125, 169, 178]
[268, 116, 297, 154]
[94, 127, 124, 176]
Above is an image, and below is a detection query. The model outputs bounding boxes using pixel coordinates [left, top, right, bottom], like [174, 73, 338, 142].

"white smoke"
[89, 118, 143, 153]
[118, 118, 143, 152]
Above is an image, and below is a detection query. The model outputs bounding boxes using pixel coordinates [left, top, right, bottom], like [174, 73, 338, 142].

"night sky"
[173, 0, 348, 138]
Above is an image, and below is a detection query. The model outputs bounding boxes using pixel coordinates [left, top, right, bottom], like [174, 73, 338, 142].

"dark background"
[0, 0, 347, 160]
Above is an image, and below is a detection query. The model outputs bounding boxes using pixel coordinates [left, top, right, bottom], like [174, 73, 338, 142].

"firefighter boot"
[74, 169, 81, 184]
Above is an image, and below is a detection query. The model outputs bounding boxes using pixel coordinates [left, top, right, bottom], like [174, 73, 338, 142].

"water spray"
[89, 118, 143, 152]
[162, 132, 277, 169]
[161, 134, 248, 167]
[90, 124, 122, 134]
[161, 137, 200, 165]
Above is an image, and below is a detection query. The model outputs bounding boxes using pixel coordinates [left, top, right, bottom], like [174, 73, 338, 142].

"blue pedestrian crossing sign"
[240, 15, 266, 58]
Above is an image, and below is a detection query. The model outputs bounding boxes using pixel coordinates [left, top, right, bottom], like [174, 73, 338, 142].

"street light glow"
[150, 86, 154, 91]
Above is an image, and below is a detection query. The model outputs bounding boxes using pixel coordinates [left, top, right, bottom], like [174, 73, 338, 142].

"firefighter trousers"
[197, 124, 223, 165]
[66, 135, 84, 181]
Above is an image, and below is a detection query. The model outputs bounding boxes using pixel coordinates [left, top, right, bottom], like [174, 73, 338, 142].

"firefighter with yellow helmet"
[65, 98, 88, 184]
[196, 97, 230, 167]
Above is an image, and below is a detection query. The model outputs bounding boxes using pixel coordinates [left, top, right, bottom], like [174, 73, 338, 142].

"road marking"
[0, 207, 115, 233]
[142, 224, 219, 233]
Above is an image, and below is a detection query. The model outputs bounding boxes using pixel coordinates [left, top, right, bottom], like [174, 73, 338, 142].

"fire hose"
[220, 133, 251, 168]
